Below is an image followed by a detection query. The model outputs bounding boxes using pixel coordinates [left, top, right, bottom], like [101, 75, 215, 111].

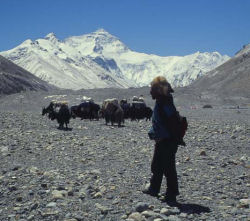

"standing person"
[143, 76, 179, 205]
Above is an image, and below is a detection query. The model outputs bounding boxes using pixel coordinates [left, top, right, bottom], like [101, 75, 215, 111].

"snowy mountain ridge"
[0, 29, 230, 89]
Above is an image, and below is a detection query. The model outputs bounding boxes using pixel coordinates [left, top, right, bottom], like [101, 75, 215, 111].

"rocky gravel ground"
[0, 91, 249, 221]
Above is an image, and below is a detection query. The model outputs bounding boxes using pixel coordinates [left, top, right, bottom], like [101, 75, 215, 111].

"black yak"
[71, 101, 100, 120]
[100, 98, 124, 127]
[130, 101, 152, 121]
[42, 102, 71, 130]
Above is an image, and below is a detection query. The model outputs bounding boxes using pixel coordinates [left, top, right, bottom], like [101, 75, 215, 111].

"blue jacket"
[148, 96, 177, 140]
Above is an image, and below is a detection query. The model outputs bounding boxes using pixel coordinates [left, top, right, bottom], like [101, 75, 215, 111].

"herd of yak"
[42, 96, 153, 129]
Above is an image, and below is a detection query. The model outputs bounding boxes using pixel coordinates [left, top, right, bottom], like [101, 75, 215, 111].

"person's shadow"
[57, 127, 73, 131]
[163, 201, 210, 214]
[175, 202, 210, 214]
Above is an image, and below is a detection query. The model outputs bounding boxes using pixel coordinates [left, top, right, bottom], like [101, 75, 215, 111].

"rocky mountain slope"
[0, 29, 230, 89]
[0, 55, 54, 95]
[184, 44, 250, 101]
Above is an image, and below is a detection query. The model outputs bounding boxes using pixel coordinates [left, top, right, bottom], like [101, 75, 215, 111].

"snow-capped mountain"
[0, 29, 230, 89]
[0, 31, 134, 90]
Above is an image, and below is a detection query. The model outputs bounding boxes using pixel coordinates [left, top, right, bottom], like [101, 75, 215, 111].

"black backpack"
[158, 105, 188, 146]
[175, 111, 188, 146]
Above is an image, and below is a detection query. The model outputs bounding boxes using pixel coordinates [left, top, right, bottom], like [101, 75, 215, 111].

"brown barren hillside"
[175, 44, 250, 106]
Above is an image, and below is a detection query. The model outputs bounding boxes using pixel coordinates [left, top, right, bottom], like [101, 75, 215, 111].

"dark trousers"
[150, 139, 179, 196]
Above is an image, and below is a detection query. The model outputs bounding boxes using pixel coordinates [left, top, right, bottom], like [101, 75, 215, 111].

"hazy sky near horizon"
[0, 0, 249, 57]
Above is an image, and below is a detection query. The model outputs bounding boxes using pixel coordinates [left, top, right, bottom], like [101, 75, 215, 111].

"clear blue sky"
[0, 0, 249, 56]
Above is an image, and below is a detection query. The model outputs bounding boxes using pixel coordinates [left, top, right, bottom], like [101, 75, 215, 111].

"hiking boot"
[142, 187, 159, 197]
[164, 194, 178, 206]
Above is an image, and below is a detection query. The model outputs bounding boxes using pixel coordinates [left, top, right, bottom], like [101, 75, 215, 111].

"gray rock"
[46, 202, 57, 208]
[238, 198, 250, 208]
[73, 214, 85, 221]
[52, 190, 67, 199]
[168, 215, 181, 221]
[230, 134, 237, 139]
[141, 210, 160, 218]
[135, 202, 149, 212]
[127, 212, 144, 221]
[160, 207, 180, 216]
[27, 215, 35, 221]
[95, 203, 110, 215]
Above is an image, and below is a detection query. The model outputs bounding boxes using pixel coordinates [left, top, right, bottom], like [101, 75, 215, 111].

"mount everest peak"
[44, 32, 59, 43]
[0, 29, 230, 90]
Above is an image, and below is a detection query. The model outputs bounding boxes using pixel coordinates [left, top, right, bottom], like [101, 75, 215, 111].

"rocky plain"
[0, 88, 249, 221]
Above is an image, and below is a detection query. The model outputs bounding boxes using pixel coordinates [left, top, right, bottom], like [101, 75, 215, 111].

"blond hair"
[150, 76, 174, 97]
